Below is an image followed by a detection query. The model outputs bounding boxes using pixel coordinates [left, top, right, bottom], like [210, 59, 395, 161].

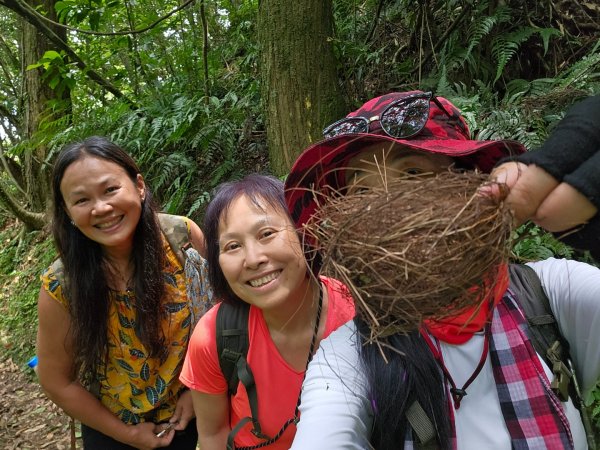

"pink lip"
[94, 215, 124, 230]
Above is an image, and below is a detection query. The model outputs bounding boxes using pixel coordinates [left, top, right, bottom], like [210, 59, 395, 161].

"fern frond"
[492, 27, 536, 83]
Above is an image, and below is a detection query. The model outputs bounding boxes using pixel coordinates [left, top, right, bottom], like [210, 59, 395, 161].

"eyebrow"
[64, 176, 119, 199]
[219, 217, 271, 242]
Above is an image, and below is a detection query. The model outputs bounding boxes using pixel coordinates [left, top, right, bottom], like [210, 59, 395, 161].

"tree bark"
[258, 0, 346, 176]
[0, 183, 46, 229]
[21, 0, 68, 213]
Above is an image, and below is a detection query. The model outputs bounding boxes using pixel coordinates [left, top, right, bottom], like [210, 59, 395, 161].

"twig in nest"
[302, 171, 513, 339]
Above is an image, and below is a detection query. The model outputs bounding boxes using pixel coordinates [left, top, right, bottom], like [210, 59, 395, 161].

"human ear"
[136, 174, 146, 201]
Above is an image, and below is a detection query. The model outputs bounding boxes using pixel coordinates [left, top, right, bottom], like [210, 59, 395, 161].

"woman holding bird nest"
[285, 91, 600, 449]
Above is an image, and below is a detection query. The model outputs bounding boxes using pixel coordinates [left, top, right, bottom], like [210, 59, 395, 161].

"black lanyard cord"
[231, 284, 324, 450]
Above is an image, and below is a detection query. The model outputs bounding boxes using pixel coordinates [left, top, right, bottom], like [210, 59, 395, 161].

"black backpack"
[216, 300, 303, 450]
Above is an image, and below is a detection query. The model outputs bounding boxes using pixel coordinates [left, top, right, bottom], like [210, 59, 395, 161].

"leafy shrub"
[0, 227, 57, 366]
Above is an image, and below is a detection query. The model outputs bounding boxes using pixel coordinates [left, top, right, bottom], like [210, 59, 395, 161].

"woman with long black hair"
[37, 136, 210, 449]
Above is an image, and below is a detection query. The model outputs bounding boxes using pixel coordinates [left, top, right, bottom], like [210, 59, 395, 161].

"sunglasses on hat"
[322, 91, 456, 140]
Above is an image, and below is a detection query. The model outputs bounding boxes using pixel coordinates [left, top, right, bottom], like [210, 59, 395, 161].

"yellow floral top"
[41, 222, 197, 424]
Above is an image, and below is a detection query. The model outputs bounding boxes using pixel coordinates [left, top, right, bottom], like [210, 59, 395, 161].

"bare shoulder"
[36, 286, 75, 385]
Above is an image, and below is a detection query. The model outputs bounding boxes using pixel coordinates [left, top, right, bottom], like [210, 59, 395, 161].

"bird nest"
[302, 171, 513, 339]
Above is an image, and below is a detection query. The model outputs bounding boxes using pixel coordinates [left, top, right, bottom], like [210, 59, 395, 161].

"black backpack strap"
[509, 264, 597, 450]
[216, 302, 271, 449]
[216, 302, 251, 395]
[508, 264, 573, 399]
[508, 265, 566, 356]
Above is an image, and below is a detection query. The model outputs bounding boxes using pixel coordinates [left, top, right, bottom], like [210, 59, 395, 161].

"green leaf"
[140, 362, 150, 381]
[54, 1, 68, 12]
[116, 359, 134, 372]
[145, 386, 159, 405]
[26, 62, 43, 71]
[129, 348, 146, 359]
[119, 329, 133, 346]
[89, 11, 101, 31]
[42, 50, 62, 61]
[130, 383, 143, 396]
[129, 396, 144, 410]
[48, 76, 61, 89]
[156, 375, 166, 394]
[118, 313, 134, 328]
[537, 28, 561, 56]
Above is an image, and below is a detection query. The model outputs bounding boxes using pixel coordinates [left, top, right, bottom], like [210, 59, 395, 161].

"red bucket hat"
[285, 91, 526, 229]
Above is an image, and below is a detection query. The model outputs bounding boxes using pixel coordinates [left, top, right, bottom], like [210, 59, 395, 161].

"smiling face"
[217, 194, 309, 312]
[344, 144, 455, 193]
[60, 155, 145, 254]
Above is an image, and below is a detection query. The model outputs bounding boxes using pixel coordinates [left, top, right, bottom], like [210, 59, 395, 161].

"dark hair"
[51, 136, 167, 382]
[356, 317, 451, 449]
[203, 174, 291, 304]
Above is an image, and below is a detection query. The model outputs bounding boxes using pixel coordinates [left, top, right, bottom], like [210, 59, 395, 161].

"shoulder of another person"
[49, 257, 64, 273]
[157, 213, 191, 233]
[157, 213, 192, 263]
[320, 275, 350, 297]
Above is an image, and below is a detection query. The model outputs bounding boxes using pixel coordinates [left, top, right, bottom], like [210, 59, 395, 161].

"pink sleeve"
[180, 303, 228, 393]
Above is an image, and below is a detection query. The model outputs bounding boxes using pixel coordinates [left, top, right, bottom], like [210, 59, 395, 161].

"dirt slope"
[0, 358, 75, 449]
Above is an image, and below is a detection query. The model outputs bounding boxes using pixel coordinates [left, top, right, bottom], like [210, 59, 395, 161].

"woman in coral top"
[179, 174, 355, 450]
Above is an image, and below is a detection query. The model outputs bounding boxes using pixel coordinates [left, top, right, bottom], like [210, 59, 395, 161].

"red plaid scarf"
[404, 290, 573, 449]
[488, 290, 573, 449]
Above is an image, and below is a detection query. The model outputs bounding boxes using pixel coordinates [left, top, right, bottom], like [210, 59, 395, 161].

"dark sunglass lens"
[323, 118, 368, 139]
[381, 98, 430, 138]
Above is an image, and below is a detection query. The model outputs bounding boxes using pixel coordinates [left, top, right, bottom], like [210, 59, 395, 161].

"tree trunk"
[258, 0, 346, 176]
[21, 0, 69, 215]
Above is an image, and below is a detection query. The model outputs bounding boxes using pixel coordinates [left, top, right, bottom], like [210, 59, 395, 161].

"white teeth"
[249, 272, 279, 287]
[96, 217, 121, 229]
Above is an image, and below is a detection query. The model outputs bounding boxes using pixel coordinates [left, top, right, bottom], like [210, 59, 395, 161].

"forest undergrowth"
[0, 219, 598, 446]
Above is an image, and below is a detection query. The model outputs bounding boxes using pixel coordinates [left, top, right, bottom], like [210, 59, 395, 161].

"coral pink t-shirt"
[180, 276, 355, 449]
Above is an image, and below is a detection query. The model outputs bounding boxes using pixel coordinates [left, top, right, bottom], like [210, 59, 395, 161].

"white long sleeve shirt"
[291, 258, 600, 449]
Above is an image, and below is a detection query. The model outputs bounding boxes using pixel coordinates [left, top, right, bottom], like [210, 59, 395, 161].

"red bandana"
[424, 264, 509, 344]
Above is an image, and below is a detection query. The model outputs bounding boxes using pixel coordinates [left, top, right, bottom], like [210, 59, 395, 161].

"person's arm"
[527, 258, 600, 400]
[169, 389, 195, 431]
[190, 390, 230, 449]
[491, 95, 600, 258]
[491, 162, 597, 232]
[36, 287, 175, 449]
[180, 305, 231, 448]
[291, 321, 373, 450]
